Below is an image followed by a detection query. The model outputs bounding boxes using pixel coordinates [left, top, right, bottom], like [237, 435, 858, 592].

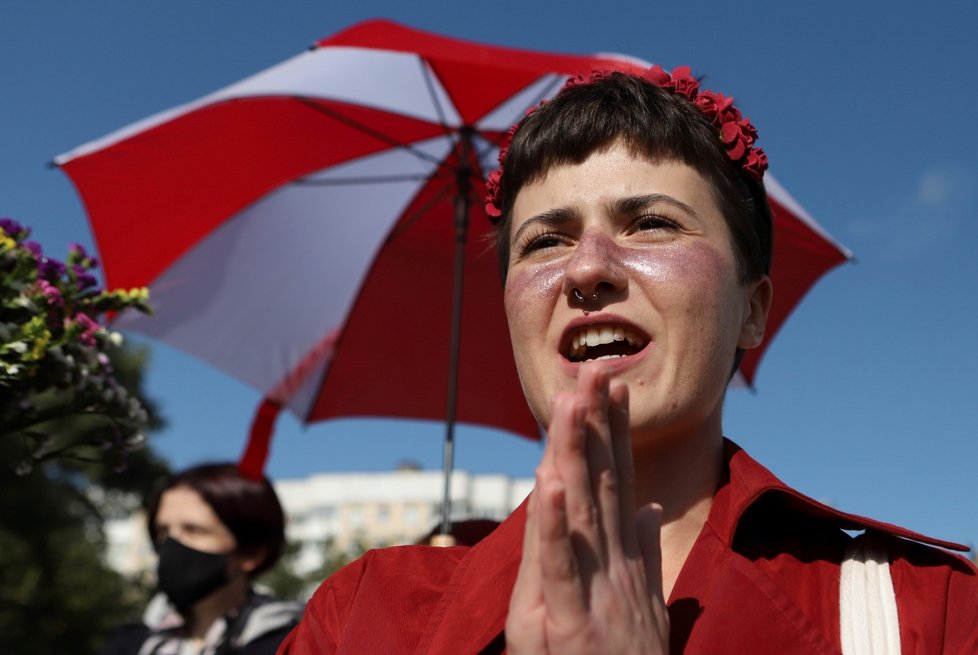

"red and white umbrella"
[54, 19, 849, 510]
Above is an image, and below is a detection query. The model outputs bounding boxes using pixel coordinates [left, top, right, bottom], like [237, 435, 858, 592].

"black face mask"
[157, 537, 231, 611]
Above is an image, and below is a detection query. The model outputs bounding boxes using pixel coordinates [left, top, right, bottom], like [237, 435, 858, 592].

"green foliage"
[257, 541, 309, 601]
[1, 218, 152, 471]
[260, 537, 373, 601]
[0, 506, 149, 655]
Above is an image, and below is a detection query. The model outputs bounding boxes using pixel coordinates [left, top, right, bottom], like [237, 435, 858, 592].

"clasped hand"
[506, 363, 669, 655]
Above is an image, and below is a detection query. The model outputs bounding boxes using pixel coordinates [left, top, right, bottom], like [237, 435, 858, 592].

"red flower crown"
[484, 65, 768, 220]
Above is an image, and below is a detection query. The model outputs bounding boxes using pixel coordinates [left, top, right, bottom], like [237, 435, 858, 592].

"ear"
[236, 545, 268, 574]
[737, 275, 772, 350]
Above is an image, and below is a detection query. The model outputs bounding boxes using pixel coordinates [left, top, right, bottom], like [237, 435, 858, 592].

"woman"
[279, 67, 977, 654]
[100, 463, 303, 655]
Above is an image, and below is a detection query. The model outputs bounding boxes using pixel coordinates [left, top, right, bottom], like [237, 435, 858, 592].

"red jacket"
[279, 442, 977, 654]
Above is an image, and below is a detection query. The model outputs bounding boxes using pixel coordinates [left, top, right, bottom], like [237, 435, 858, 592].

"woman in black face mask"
[99, 463, 302, 655]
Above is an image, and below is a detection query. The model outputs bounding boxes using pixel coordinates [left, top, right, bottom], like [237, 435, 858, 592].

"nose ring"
[572, 288, 599, 303]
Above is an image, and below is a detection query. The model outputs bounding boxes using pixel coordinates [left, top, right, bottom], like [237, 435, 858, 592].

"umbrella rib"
[296, 97, 446, 166]
[471, 75, 566, 173]
[416, 56, 466, 189]
[418, 57, 453, 134]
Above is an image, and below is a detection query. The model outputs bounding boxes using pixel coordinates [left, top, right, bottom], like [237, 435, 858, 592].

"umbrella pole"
[436, 131, 474, 546]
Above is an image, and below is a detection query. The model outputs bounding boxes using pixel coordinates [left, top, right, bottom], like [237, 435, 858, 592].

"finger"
[551, 379, 601, 555]
[539, 394, 589, 620]
[506, 467, 546, 653]
[578, 362, 621, 559]
[511, 416, 560, 614]
[636, 503, 670, 639]
[635, 503, 665, 602]
[538, 472, 592, 621]
[608, 379, 638, 554]
[511, 468, 543, 604]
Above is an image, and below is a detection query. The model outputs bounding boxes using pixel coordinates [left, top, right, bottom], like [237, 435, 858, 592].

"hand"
[506, 362, 669, 655]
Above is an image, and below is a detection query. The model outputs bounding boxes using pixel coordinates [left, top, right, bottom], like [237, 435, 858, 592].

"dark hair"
[493, 72, 773, 286]
[147, 462, 286, 577]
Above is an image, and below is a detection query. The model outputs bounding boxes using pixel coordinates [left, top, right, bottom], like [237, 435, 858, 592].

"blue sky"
[2, 1, 976, 550]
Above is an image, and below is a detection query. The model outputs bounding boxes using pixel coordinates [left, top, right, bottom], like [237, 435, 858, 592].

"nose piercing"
[572, 289, 599, 303]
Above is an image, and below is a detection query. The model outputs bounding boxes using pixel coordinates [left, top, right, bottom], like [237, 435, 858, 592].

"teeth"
[568, 325, 645, 359]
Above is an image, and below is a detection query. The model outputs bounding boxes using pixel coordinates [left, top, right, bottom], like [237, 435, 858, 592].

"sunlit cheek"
[504, 261, 565, 317]
[504, 261, 565, 403]
[658, 244, 741, 376]
[622, 241, 733, 295]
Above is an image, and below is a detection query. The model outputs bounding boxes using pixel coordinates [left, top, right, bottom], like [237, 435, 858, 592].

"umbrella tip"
[429, 534, 457, 547]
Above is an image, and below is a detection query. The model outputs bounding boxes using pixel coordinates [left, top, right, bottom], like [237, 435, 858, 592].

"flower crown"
[484, 65, 768, 221]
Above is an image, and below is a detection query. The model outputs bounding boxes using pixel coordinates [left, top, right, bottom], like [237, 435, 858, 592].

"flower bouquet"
[1, 218, 152, 472]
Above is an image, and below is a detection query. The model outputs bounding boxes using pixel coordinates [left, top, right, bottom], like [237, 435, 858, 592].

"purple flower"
[0, 218, 28, 238]
[72, 265, 98, 291]
[38, 256, 66, 281]
[73, 313, 100, 346]
[68, 243, 98, 267]
[36, 279, 64, 307]
[22, 240, 43, 259]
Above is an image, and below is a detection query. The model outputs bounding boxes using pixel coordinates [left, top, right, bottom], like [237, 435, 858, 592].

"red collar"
[714, 439, 967, 552]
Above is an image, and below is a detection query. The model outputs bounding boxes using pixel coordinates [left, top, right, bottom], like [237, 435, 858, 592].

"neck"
[630, 420, 725, 600]
[186, 575, 250, 641]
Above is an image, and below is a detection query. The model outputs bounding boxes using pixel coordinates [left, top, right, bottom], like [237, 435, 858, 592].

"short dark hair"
[147, 462, 286, 577]
[493, 72, 772, 286]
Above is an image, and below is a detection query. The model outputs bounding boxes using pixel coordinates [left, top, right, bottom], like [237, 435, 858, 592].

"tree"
[0, 218, 166, 655]
[0, 342, 169, 655]
[260, 536, 373, 601]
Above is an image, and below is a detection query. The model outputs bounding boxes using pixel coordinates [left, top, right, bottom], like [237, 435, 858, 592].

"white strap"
[840, 532, 901, 655]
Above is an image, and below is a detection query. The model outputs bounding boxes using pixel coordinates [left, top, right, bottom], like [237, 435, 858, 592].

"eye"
[183, 524, 208, 536]
[515, 231, 569, 257]
[632, 211, 680, 233]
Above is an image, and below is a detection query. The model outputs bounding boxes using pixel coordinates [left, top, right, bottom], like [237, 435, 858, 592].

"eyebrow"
[613, 193, 701, 219]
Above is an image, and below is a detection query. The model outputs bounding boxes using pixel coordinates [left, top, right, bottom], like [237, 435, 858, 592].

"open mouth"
[563, 324, 650, 363]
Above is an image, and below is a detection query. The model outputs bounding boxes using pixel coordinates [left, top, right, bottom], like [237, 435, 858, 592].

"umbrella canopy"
[54, 19, 850, 473]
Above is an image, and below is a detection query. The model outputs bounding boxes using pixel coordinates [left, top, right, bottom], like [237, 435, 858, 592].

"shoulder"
[235, 625, 298, 655]
[314, 543, 468, 602]
[729, 445, 973, 579]
[279, 545, 470, 654]
[884, 530, 977, 575]
[724, 441, 969, 555]
[725, 441, 977, 650]
[235, 592, 304, 652]
[882, 534, 978, 652]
